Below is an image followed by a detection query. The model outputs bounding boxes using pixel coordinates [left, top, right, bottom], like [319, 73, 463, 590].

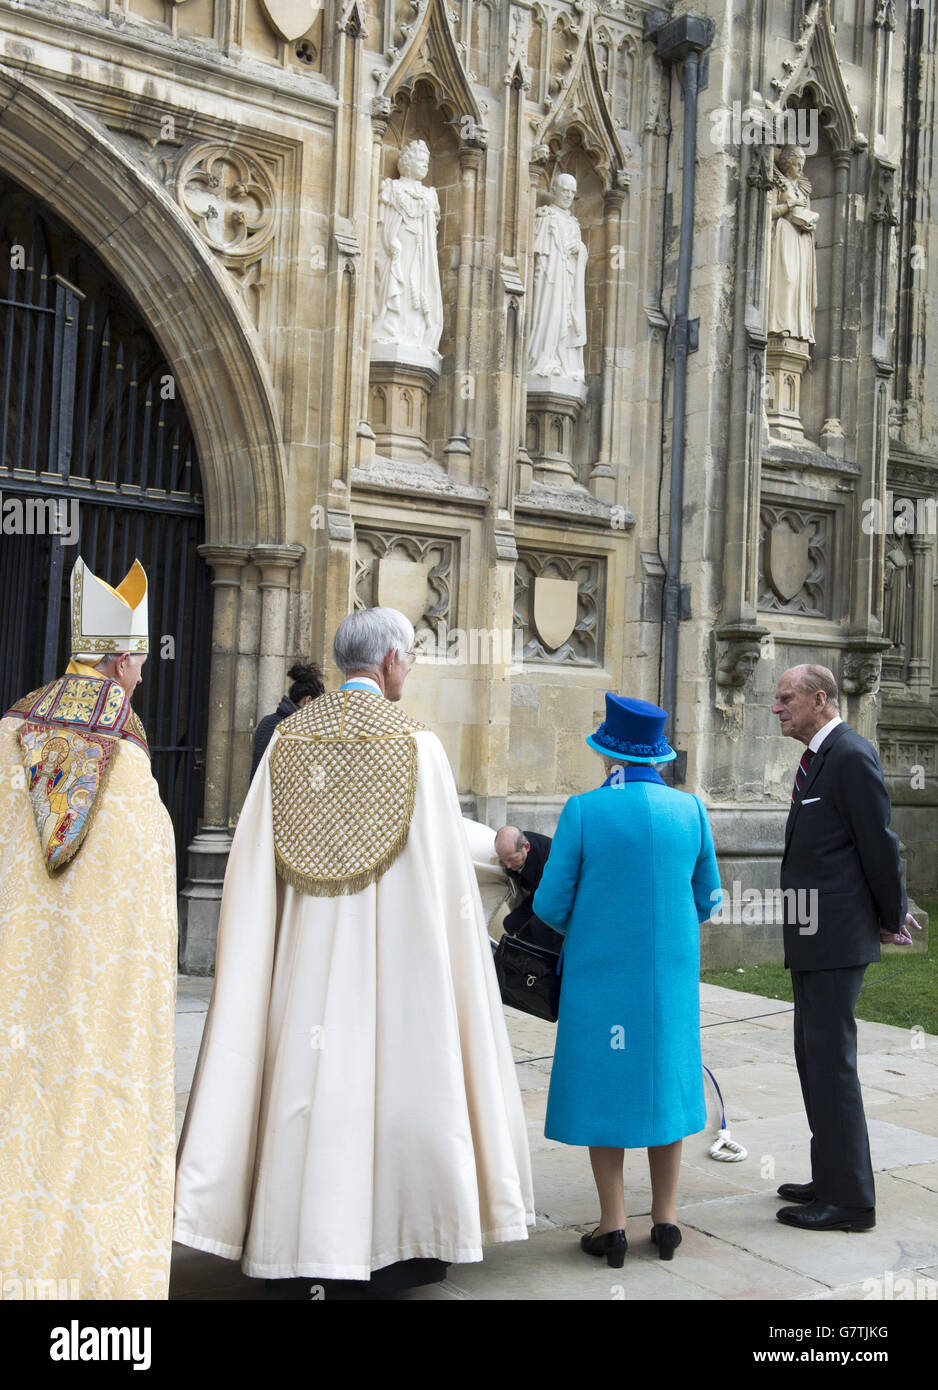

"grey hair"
[93, 652, 141, 671]
[333, 607, 415, 674]
[796, 663, 840, 711]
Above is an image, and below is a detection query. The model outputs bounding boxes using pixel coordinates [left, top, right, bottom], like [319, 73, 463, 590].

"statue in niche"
[767, 145, 819, 344]
[372, 140, 443, 356]
[883, 538, 912, 653]
[527, 171, 588, 384]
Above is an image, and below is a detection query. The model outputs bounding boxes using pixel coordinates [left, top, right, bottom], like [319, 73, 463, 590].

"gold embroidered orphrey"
[270, 689, 426, 897]
[5, 675, 150, 875]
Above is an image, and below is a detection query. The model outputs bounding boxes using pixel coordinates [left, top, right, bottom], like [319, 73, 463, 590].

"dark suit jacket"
[503, 830, 551, 916]
[781, 721, 906, 971]
[250, 697, 298, 779]
[503, 830, 564, 953]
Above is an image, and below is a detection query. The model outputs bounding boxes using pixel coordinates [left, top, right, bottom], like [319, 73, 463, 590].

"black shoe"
[650, 1223, 682, 1260]
[776, 1200, 875, 1232]
[580, 1227, 627, 1269]
[777, 1181, 815, 1205]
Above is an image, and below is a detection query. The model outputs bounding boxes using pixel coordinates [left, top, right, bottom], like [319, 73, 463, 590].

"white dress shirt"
[808, 715, 843, 754]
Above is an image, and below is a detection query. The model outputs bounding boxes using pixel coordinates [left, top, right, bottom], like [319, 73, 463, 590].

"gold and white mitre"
[70, 557, 149, 660]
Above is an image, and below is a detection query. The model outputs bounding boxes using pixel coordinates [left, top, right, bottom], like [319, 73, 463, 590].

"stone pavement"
[171, 977, 938, 1302]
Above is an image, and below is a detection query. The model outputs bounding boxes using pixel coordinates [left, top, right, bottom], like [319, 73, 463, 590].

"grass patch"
[702, 896, 936, 1035]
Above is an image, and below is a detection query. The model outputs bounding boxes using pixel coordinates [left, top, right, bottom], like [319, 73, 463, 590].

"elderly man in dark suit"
[494, 826, 563, 953]
[772, 663, 919, 1232]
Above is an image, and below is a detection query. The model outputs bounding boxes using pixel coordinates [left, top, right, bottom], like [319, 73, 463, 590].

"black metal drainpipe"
[645, 12, 715, 781]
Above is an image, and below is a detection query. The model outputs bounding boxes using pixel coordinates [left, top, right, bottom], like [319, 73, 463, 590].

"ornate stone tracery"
[353, 527, 457, 633]
[176, 144, 278, 261]
[758, 504, 831, 617]
[513, 550, 605, 666]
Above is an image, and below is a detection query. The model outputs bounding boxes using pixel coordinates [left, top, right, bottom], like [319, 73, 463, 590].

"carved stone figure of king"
[372, 138, 443, 370]
[527, 171, 588, 392]
[765, 143, 819, 442]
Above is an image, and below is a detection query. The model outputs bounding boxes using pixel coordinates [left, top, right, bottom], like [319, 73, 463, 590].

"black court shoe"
[580, 1227, 627, 1269]
[650, 1223, 682, 1260]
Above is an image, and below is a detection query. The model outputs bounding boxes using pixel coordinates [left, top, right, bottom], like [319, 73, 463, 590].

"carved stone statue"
[767, 144, 818, 344]
[883, 539, 911, 652]
[842, 652, 882, 696]
[372, 140, 443, 359]
[716, 641, 762, 690]
[527, 172, 588, 384]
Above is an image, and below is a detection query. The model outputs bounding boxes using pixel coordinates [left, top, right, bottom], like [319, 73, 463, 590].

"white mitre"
[70, 556, 149, 660]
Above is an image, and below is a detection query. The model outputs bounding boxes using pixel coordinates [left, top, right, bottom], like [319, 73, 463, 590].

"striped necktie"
[791, 748, 816, 803]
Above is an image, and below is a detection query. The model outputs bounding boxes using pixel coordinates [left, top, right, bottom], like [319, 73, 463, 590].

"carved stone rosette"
[176, 144, 277, 261]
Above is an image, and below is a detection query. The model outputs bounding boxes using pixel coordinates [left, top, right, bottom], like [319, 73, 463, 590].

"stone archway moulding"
[0, 64, 288, 549]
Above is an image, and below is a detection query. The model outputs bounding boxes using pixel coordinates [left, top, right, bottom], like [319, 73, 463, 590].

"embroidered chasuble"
[174, 689, 534, 1279]
[0, 663, 177, 1299]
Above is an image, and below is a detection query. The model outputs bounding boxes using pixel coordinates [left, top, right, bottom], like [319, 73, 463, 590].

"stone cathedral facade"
[0, 0, 934, 970]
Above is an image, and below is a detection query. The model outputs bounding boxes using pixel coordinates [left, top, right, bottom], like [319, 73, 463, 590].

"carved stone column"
[179, 543, 250, 974]
[356, 95, 394, 464]
[908, 532, 932, 699]
[821, 150, 853, 458]
[444, 138, 485, 479]
[472, 526, 517, 830]
[253, 542, 305, 719]
[589, 175, 627, 502]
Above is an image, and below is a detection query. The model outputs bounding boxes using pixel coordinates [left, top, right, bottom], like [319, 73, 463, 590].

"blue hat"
[585, 694, 676, 764]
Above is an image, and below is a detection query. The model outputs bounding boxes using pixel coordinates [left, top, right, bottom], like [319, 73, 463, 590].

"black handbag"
[493, 931, 562, 1023]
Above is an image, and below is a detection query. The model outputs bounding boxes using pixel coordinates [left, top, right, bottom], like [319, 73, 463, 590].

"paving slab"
[170, 978, 938, 1301]
[697, 1060, 814, 1121]
[436, 1226, 723, 1302]
[890, 1161, 938, 1194]
[869, 1098, 938, 1138]
[858, 1051, 938, 1099]
[699, 985, 790, 1019]
[801, 1265, 938, 1301]
[624, 1223, 828, 1301]
[678, 1174, 938, 1288]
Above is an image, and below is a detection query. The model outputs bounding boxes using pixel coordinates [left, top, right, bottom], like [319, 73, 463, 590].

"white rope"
[709, 1127, 748, 1162]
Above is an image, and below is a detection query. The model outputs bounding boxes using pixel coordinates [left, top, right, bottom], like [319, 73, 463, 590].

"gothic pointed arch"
[534, 15, 626, 187]
[767, 0, 868, 151]
[0, 64, 288, 549]
[377, 0, 483, 129]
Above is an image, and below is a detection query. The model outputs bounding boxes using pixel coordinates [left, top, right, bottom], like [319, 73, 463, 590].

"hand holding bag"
[493, 932, 562, 1023]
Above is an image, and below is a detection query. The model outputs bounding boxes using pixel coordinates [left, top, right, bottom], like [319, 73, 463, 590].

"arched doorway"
[0, 177, 211, 878]
[0, 67, 300, 969]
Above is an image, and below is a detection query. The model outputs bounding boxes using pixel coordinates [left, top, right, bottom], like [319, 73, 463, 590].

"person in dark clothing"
[250, 662, 325, 778]
[495, 826, 564, 953]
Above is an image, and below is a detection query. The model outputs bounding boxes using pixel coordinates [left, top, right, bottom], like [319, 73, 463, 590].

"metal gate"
[0, 184, 211, 879]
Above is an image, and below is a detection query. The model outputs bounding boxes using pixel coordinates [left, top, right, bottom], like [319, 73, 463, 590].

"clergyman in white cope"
[372, 139, 444, 362]
[527, 171, 589, 385]
[173, 606, 534, 1286]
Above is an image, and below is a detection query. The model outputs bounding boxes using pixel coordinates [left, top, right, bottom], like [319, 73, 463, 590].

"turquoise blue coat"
[533, 766, 722, 1148]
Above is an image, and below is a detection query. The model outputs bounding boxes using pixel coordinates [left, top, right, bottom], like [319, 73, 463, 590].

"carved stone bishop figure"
[527, 172, 588, 383]
[372, 139, 444, 356]
[767, 144, 819, 344]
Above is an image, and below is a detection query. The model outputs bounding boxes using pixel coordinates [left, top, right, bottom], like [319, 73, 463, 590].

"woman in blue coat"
[533, 695, 721, 1267]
